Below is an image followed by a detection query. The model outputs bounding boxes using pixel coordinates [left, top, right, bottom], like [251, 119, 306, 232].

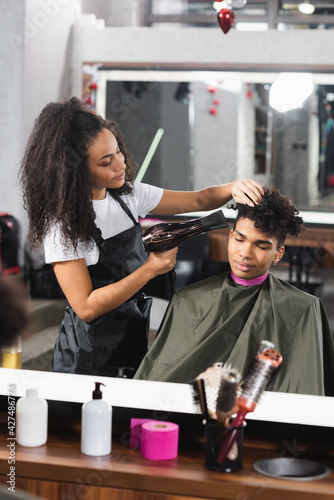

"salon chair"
[24, 240, 65, 299]
[282, 245, 323, 296]
[144, 233, 210, 301]
[201, 259, 231, 279]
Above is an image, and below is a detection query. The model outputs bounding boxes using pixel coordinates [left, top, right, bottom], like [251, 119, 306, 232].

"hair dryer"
[142, 210, 229, 252]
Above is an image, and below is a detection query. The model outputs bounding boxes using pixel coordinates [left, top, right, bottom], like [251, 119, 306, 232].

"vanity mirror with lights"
[1, 68, 334, 436]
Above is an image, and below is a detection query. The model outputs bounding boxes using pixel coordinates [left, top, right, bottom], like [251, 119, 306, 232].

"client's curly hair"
[20, 97, 137, 251]
[233, 186, 304, 246]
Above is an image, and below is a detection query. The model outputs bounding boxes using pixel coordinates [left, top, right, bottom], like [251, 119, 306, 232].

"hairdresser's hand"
[231, 180, 264, 207]
[145, 247, 178, 277]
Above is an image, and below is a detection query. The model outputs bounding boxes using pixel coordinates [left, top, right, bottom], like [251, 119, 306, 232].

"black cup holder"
[253, 458, 332, 481]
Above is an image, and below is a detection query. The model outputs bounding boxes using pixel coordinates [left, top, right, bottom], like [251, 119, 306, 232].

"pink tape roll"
[130, 418, 154, 448]
[141, 421, 179, 461]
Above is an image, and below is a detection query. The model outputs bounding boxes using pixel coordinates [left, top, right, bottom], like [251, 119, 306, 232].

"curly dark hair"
[20, 96, 137, 251]
[0, 277, 30, 348]
[233, 186, 304, 246]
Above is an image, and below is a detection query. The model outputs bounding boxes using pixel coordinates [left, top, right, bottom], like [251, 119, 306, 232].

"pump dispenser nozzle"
[93, 382, 105, 399]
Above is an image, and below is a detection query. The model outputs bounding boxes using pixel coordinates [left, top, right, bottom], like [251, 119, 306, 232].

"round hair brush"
[256, 340, 275, 356]
[216, 368, 242, 424]
[195, 363, 242, 421]
[217, 348, 282, 464]
[195, 363, 230, 420]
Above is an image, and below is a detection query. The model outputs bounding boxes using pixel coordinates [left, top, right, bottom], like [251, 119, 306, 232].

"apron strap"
[92, 191, 143, 287]
[92, 191, 138, 248]
[108, 190, 138, 226]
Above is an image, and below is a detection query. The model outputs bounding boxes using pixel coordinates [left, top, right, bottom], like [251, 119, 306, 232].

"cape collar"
[230, 270, 269, 287]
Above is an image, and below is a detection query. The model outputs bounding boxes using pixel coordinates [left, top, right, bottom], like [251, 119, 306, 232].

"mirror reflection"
[132, 186, 334, 397]
[2, 71, 333, 414]
[95, 69, 334, 212]
[94, 69, 333, 398]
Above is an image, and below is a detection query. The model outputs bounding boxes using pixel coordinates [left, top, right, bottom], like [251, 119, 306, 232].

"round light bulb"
[226, 0, 247, 7]
[269, 73, 314, 113]
[298, 2, 315, 15]
[213, 1, 228, 12]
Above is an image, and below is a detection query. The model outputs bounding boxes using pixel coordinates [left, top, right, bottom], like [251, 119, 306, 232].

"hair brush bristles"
[195, 362, 241, 420]
[238, 349, 283, 413]
[240, 358, 275, 404]
[191, 378, 209, 420]
[216, 368, 242, 424]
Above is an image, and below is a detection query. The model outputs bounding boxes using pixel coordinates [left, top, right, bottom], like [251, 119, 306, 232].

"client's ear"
[272, 245, 285, 265]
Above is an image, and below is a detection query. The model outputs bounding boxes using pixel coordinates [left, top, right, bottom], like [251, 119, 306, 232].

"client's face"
[228, 218, 284, 280]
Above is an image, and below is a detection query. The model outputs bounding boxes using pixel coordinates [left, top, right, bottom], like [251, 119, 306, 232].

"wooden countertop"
[0, 416, 333, 500]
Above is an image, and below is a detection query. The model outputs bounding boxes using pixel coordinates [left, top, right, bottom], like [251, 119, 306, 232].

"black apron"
[52, 193, 152, 378]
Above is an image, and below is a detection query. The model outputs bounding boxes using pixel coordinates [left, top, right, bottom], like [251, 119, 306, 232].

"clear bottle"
[81, 382, 112, 456]
[16, 388, 48, 447]
[1, 336, 22, 369]
[142, 209, 228, 252]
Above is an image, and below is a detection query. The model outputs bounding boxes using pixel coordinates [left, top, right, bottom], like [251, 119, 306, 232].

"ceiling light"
[298, 2, 315, 15]
[269, 73, 314, 113]
[213, 1, 228, 12]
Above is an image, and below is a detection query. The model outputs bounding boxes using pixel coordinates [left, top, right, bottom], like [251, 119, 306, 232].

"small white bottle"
[16, 388, 48, 447]
[81, 382, 112, 456]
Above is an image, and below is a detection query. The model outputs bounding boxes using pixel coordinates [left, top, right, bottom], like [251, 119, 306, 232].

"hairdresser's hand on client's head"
[231, 180, 264, 207]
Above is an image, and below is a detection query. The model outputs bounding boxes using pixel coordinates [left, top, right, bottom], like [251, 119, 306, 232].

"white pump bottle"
[81, 382, 112, 456]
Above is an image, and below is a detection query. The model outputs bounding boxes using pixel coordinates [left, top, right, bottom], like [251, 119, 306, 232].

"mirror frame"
[1, 367, 334, 429]
[5, 26, 334, 431]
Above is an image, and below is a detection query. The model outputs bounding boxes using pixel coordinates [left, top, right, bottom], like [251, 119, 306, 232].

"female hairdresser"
[20, 96, 263, 378]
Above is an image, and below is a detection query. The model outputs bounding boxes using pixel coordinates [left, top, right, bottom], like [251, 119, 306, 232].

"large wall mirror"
[93, 68, 334, 220]
[2, 67, 334, 432]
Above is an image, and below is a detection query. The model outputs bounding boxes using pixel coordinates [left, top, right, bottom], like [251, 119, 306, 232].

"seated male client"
[134, 187, 334, 396]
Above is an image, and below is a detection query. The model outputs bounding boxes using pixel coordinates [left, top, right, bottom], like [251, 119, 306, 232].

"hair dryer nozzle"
[200, 210, 229, 231]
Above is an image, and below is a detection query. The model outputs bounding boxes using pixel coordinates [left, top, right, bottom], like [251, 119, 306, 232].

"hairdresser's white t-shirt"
[44, 183, 163, 266]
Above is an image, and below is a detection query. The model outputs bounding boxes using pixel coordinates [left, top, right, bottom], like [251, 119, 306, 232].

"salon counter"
[0, 416, 333, 500]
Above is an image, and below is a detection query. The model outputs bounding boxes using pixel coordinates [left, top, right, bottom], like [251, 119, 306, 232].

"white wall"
[0, 0, 80, 261]
[23, 0, 80, 144]
[70, 27, 334, 98]
[237, 82, 256, 181]
[308, 91, 320, 206]
[192, 81, 239, 190]
[0, 0, 25, 224]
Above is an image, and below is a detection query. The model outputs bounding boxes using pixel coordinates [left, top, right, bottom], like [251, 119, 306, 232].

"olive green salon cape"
[134, 273, 334, 396]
